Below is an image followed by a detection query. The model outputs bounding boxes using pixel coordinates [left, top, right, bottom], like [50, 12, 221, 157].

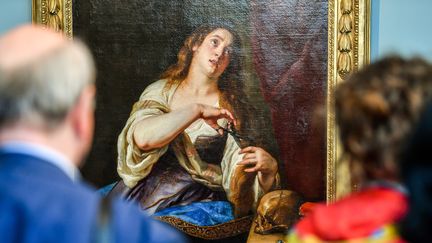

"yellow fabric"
[117, 80, 222, 189]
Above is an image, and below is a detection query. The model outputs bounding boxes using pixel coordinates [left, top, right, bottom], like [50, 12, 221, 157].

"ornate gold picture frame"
[32, 0, 371, 202]
[32, 0, 73, 39]
[328, 0, 370, 201]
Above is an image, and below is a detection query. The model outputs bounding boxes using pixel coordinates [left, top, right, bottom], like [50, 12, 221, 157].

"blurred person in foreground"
[397, 101, 432, 242]
[0, 25, 185, 243]
[286, 56, 432, 242]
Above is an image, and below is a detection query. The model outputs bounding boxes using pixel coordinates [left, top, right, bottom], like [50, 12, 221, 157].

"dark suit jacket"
[0, 151, 186, 243]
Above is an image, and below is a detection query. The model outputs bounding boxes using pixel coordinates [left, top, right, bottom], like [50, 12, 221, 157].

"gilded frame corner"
[31, 0, 371, 203]
[32, 0, 73, 39]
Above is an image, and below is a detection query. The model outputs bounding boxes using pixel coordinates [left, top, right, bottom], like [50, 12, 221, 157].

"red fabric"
[250, 1, 328, 200]
[295, 187, 408, 241]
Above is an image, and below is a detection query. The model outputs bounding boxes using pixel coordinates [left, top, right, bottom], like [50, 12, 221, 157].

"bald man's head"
[0, 25, 68, 72]
[0, 24, 95, 130]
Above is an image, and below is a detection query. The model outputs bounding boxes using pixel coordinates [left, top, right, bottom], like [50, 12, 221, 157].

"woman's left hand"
[237, 146, 278, 192]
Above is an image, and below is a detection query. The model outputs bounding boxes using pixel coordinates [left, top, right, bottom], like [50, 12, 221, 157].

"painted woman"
[110, 23, 281, 218]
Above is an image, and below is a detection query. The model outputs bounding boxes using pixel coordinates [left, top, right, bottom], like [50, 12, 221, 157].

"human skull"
[254, 190, 302, 234]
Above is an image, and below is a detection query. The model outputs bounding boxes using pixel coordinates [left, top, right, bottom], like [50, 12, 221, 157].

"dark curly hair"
[335, 56, 432, 182]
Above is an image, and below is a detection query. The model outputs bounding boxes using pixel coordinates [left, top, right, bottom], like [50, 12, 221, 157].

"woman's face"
[191, 28, 233, 79]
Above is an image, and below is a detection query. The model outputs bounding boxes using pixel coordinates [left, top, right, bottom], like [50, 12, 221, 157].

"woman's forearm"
[133, 103, 202, 150]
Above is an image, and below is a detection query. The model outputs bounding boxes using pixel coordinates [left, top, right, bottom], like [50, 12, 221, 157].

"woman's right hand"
[198, 104, 236, 135]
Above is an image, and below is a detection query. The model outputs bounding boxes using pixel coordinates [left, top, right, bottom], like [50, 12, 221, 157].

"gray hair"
[0, 40, 95, 129]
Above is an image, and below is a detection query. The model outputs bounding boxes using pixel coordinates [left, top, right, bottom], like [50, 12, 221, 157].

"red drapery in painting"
[250, 0, 328, 200]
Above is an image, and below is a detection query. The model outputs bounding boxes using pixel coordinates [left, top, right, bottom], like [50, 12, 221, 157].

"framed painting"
[32, 0, 370, 203]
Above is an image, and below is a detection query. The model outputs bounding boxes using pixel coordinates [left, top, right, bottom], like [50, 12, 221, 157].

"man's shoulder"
[0, 153, 186, 243]
[0, 170, 99, 243]
[0, 153, 97, 209]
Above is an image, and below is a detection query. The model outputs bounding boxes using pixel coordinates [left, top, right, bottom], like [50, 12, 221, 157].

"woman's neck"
[182, 71, 219, 96]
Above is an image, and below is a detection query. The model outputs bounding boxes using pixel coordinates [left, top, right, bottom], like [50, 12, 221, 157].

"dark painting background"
[73, 0, 327, 201]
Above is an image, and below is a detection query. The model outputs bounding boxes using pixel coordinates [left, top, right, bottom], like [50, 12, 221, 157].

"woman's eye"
[210, 39, 219, 47]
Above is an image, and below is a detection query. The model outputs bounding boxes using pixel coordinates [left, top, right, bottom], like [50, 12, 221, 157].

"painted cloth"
[154, 201, 234, 226]
[115, 79, 265, 213]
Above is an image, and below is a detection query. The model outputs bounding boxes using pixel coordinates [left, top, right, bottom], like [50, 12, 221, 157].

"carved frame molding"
[32, 0, 371, 203]
[327, 0, 370, 202]
[32, 0, 73, 39]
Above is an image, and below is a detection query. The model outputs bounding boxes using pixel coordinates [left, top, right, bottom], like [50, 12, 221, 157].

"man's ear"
[69, 85, 96, 145]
